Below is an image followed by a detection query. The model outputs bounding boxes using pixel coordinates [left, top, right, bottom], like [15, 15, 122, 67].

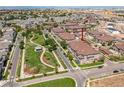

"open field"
[26, 78, 76, 87]
[88, 73, 124, 87]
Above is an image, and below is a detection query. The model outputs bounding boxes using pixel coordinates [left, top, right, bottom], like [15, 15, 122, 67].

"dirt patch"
[24, 64, 39, 75]
[89, 73, 124, 87]
[43, 56, 53, 66]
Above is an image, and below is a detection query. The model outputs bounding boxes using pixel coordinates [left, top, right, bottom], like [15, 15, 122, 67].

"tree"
[0, 29, 3, 37]
[14, 25, 23, 32]
[60, 40, 67, 49]
[45, 34, 48, 38]
[53, 23, 58, 27]
[67, 52, 73, 61]
[55, 66, 59, 73]
[19, 41, 24, 49]
[21, 32, 26, 37]
[45, 38, 57, 51]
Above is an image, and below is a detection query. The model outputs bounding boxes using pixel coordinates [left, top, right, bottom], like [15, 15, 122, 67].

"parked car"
[98, 65, 103, 69]
[113, 70, 119, 73]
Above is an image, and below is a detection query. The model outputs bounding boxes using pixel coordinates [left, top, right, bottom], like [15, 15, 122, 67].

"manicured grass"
[3, 70, 9, 80]
[70, 60, 77, 67]
[26, 78, 76, 87]
[44, 51, 59, 67]
[78, 61, 104, 68]
[109, 55, 124, 62]
[17, 61, 21, 77]
[25, 41, 54, 74]
[54, 51, 67, 69]
[33, 33, 45, 46]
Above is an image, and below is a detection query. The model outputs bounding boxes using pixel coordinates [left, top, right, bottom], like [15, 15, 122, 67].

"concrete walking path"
[29, 34, 55, 69]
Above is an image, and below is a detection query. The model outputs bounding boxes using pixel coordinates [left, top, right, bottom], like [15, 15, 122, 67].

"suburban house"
[1, 27, 16, 44]
[112, 42, 124, 55]
[86, 31, 114, 46]
[68, 40, 102, 64]
[112, 34, 124, 42]
[62, 22, 82, 33]
[99, 47, 113, 56]
[52, 27, 65, 35]
[0, 53, 8, 80]
[0, 42, 11, 53]
[57, 32, 76, 42]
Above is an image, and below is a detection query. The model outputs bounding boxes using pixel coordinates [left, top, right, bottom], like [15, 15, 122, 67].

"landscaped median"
[78, 61, 104, 69]
[26, 78, 76, 87]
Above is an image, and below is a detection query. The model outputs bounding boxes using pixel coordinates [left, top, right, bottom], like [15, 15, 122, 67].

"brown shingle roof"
[69, 40, 99, 56]
[52, 27, 65, 33]
[115, 43, 124, 51]
[58, 32, 75, 41]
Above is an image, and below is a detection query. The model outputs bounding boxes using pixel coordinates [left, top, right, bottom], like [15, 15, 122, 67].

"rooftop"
[58, 32, 75, 41]
[52, 27, 65, 33]
[69, 40, 99, 56]
[115, 42, 124, 51]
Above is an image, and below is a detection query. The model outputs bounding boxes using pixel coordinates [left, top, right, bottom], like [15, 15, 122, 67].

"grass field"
[33, 33, 45, 46]
[44, 51, 59, 67]
[25, 41, 54, 74]
[26, 78, 76, 87]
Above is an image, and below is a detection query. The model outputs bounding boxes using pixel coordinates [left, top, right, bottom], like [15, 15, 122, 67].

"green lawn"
[17, 61, 21, 77]
[44, 51, 59, 67]
[25, 42, 54, 74]
[33, 33, 45, 46]
[109, 55, 124, 62]
[78, 61, 104, 68]
[26, 78, 76, 87]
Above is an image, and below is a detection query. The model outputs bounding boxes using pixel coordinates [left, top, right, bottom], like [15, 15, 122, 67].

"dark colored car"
[98, 66, 103, 69]
[113, 70, 119, 73]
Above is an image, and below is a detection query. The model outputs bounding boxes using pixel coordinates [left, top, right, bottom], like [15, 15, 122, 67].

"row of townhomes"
[51, 14, 124, 64]
[0, 27, 16, 79]
[51, 18, 103, 64]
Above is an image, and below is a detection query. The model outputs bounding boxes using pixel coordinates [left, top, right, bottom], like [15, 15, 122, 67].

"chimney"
[81, 28, 85, 41]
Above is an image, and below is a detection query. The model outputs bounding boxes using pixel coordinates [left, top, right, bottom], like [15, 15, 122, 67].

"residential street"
[9, 32, 23, 86]
[2, 62, 124, 87]
[56, 48, 74, 72]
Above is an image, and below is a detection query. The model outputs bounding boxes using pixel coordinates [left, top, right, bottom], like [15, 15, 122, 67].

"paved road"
[8, 33, 22, 86]
[3, 62, 124, 87]
[56, 48, 74, 72]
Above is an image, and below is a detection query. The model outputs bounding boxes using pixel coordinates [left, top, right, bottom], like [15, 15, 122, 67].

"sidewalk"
[52, 51, 65, 71]
[20, 37, 26, 79]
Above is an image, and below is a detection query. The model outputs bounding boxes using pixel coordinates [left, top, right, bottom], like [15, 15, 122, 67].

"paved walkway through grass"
[30, 34, 55, 69]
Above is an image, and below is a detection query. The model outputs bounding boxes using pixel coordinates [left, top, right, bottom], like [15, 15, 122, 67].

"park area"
[24, 33, 54, 74]
[88, 73, 124, 87]
[26, 78, 76, 87]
